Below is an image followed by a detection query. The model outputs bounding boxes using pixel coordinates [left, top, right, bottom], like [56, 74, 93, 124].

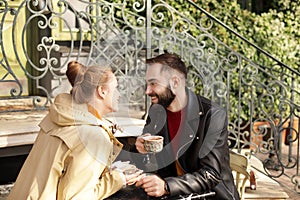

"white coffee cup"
[143, 135, 164, 153]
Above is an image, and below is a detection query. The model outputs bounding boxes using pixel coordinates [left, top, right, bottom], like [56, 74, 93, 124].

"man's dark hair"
[146, 53, 187, 79]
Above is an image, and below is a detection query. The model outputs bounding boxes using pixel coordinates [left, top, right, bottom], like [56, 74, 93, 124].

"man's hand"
[135, 133, 151, 153]
[135, 174, 167, 197]
[125, 170, 145, 185]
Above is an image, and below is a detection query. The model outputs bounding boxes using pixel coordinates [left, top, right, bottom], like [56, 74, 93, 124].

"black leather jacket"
[142, 89, 240, 200]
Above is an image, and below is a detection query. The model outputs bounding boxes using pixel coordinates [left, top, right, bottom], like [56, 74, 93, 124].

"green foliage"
[195, 0, 299, 70]
[188, 0, 299, 121]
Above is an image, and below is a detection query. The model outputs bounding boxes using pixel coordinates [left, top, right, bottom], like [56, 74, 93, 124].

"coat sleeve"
[57, 144, 124, 200]
[95, 169, 125, 199]
[165, 107, 229, 196]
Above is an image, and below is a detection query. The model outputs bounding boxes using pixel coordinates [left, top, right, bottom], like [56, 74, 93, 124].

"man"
[134, 53, 239, 199]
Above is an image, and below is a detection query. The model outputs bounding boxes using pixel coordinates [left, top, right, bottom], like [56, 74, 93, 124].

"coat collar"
[175, 88, 202, 158]
[185, 88, 203, 121]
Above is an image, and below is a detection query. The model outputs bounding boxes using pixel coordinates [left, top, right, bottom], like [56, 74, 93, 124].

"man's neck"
[167, 88, 187, 112]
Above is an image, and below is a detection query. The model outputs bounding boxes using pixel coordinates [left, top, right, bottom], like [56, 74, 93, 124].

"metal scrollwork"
[292, 175, 300, 193]
[121, 0, 145, 30]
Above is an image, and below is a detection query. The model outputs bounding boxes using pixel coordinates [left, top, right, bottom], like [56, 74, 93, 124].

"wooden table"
[105, 185, 216, 200]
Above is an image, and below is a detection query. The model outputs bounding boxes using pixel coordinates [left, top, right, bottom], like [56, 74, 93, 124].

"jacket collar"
[185, 88, 203, 121]
[175, 88, 202, 158]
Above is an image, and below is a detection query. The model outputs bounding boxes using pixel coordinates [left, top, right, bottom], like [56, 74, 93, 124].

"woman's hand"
[135, 133, 151, 153]
[125, 170, 145, 185]
[135, 174, 167, 197]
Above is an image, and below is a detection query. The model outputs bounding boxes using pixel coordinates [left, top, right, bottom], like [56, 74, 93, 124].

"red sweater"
[167, 107, 186, 175]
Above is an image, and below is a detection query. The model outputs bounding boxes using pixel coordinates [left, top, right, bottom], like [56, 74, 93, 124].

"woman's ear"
[97, 86, 107, 99]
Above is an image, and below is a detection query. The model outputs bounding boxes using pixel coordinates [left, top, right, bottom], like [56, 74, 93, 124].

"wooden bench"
[0, 111, 46, 150]
[0, 110, 145, 154]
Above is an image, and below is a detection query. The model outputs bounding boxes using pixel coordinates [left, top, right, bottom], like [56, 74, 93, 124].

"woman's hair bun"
[66, 61, 88, 87]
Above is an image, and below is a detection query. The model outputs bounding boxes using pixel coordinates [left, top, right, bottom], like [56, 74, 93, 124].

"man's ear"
[97, 86, 107, 99]
[170, 75, 180, 89]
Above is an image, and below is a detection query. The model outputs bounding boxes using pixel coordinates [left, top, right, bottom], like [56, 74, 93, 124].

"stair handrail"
[187, 0, 300, 77]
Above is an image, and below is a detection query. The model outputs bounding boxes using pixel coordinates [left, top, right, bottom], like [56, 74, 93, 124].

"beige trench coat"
[7, 93, 124, 200]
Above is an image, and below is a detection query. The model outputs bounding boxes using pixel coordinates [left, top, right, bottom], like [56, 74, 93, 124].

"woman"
[7, 61, 138, 200]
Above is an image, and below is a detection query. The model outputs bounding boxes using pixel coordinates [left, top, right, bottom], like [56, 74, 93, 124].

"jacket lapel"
[176, 89, 203, 164]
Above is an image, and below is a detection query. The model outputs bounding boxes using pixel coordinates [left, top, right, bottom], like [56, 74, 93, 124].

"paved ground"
[276, 166, 300, 199]
[254, 145, 300, 199]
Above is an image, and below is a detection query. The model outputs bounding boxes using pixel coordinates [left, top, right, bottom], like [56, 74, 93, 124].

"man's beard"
[150, 85, 176, 108]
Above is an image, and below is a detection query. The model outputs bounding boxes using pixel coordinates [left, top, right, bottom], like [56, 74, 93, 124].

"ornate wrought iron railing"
[0, 0, 299, 193]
